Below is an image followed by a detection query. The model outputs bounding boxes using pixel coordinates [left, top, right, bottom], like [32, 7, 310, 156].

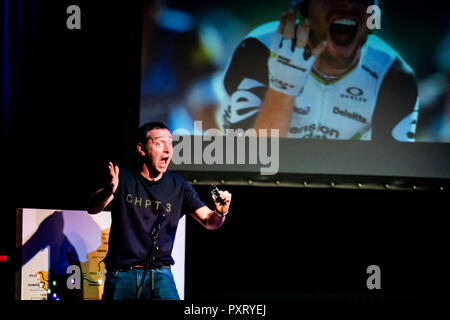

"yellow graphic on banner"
[80, 228, 110, 300]
[36, 271, 49, 292]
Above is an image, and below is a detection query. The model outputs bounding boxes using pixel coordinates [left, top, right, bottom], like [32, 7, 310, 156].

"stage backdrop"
[16, 209, 186, 300]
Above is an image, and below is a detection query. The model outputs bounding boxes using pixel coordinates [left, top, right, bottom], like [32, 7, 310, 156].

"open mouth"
[329, 18, 359, 47]
[160, 157, 170, 167]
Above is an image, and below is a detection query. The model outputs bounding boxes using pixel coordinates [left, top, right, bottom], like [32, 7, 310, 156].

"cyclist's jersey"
[219, 21, 419, 142]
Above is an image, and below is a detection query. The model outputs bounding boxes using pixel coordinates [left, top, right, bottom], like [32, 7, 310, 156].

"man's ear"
[137, 142, 146, 157]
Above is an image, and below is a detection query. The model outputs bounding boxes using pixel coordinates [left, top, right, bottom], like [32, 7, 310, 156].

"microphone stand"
[136, 211, 166, 300]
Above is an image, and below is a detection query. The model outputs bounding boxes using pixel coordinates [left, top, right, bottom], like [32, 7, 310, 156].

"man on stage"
[87, 122, 231, 300]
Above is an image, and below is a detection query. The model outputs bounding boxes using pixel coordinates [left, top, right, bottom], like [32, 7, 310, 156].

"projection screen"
[139, 0, 450, 188]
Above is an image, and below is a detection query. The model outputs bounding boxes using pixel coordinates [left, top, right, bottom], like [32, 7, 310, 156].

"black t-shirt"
[104, 167, 205, 268]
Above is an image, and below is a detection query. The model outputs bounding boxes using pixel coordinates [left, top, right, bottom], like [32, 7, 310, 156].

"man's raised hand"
[108, 162, 119, 195]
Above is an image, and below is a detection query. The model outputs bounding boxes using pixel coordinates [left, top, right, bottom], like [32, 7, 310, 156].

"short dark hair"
[135, 121, 169, 146]
[122, 122, 170, 170]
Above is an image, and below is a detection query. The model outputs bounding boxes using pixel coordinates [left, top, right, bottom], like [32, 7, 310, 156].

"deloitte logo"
[333, 106, 367, 124]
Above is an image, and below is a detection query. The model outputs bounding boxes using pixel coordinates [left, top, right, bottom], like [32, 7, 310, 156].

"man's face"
[141, 128, 173, 174]
[307, 0, 372, 69]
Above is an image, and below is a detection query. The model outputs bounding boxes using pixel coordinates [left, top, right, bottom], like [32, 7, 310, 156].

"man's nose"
[163, 142, 172, 152]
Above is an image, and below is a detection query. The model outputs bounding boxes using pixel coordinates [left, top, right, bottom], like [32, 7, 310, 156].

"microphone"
[150, 212, 165, 237]
[149, 203, 167, 238]
[211, 184, 226, 205]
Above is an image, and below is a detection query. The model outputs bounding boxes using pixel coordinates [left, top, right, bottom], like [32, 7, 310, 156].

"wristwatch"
[214, 209, 228, 218]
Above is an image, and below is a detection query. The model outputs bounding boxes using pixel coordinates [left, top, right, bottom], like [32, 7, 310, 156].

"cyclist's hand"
[268, 10, 327, 96]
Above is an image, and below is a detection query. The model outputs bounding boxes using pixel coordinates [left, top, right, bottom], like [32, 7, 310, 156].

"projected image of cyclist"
[219, 0, 419, 141]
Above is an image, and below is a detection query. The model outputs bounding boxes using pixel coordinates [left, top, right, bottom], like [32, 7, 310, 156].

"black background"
[187, 185, 450, 300]
[2, 0, 450, 308]
[2, 0, 142, 303]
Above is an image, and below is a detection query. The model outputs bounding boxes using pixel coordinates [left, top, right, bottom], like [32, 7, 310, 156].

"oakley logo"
[346, 87, 364, 96]
[341, 87, 367, 102]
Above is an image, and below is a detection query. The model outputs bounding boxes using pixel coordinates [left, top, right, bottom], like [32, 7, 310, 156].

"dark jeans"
[102, 267, 180, 300]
